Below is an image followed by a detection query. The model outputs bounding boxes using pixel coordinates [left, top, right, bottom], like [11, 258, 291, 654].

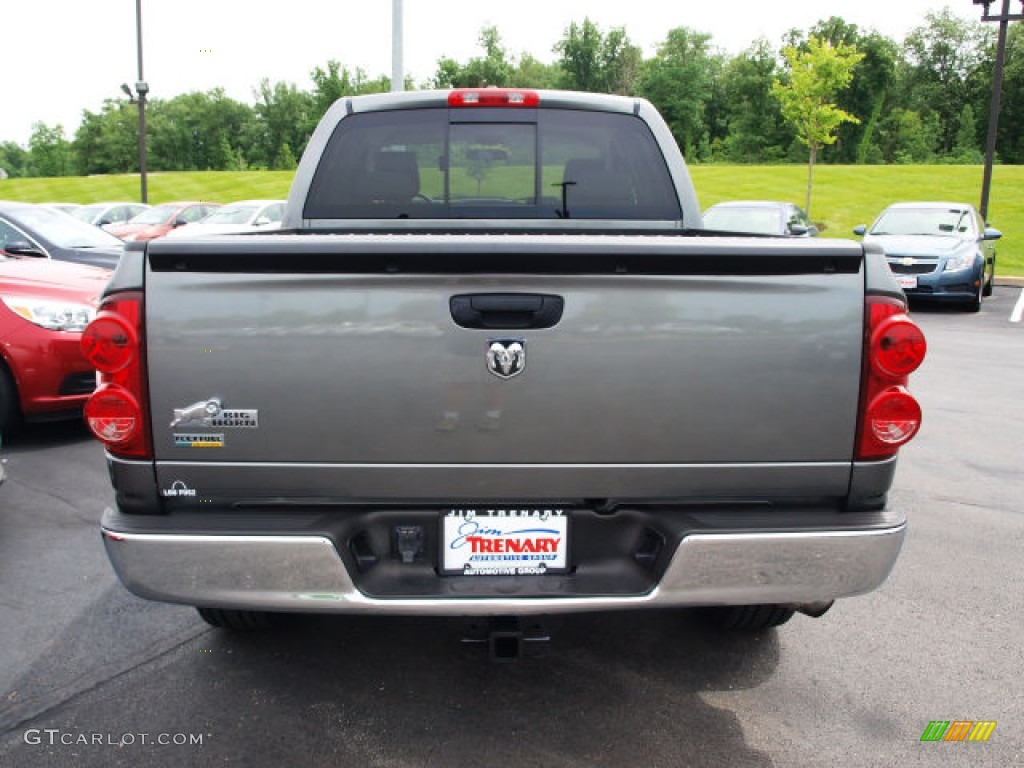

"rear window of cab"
[303, 108, 681, 221]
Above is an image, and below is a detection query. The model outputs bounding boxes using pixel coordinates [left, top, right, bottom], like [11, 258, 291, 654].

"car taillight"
[856, 297, 927, 460]
[447, 89, 540, 107]
[81, 291, 151, 459]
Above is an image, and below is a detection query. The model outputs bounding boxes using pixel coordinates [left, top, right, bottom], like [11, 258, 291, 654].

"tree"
[977, 22, 1024, 164]
[145, 90, 255, 172]
[253, 80, 315, 171]
[637, 27, 719, 159]
[0, 141, 29, 178]
[72, 100, 139, 175]
[952, 104, 983, 163]
[802, 20, 899, 164]
[310, 60, 390, 121]
[899, 9, 988, 155]
[717, 39, 788, 162]
[28, 122, 72, 177]
[508, 53, 561, 89]
[431, 26, 513, 88]
[878, 108, 940, 163]
[554, 18, 641, 94]
[772, 36, 864, 215]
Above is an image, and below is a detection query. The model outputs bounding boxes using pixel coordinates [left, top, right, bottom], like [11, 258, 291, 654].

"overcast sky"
[2, 1, 980, 146]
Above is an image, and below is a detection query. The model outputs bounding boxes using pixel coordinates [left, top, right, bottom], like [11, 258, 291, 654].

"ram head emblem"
[486, 340, 526, 379]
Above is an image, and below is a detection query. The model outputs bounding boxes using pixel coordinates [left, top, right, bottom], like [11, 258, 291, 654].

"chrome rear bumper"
[101, 516, 906, 616]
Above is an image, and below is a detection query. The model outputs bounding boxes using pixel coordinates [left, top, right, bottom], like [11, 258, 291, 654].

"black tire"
[0, 363, 20, 439]
[983, 258, 995, 297]
[696, 604, 796, 631]
[196, 607, 278, 631]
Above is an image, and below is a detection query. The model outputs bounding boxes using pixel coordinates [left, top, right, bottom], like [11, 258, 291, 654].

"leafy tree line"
[2, 10, 1022, 179]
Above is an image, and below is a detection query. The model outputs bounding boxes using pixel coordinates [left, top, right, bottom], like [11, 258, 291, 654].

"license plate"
[897, 275, 918, 289]
[441, 508, 569, 575]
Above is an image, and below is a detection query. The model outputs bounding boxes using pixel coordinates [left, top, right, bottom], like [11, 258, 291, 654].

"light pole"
[973, 0, 1023, 221]
[392, 0, 404, 92]
[123, 0, 149, 203]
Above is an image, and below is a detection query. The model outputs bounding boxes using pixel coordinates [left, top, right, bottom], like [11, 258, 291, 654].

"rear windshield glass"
[303, 108, 681, 221]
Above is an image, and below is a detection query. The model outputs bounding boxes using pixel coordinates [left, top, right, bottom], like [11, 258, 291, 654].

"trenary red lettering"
[466, 537, 561, 553]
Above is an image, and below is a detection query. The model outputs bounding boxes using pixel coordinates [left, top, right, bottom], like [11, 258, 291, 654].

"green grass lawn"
[2, 164, 1021, 275]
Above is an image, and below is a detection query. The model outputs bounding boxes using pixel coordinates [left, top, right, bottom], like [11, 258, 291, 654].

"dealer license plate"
[441, 508, 569, 575]
[896, 275, 918, 289]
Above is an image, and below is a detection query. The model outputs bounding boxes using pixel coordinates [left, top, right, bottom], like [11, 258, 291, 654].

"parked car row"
[73, 201, 151, 228]
[105, 201, 221, 242]
[1, 199, 286, 263]
[702, 199, 1002, 312]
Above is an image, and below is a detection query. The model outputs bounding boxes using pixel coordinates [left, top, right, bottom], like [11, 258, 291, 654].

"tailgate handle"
[450, 293, 564, 329]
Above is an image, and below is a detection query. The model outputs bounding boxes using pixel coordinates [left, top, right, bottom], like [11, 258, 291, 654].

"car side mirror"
[173, 217, 188, 227]
[787, 223, 809, 236]
[983, 227, 1002, 241]
[97, 218, 113, 227]
[253, 216, 270, 226]
[3, 240, 46, 258]
[853, 224, 866, 236]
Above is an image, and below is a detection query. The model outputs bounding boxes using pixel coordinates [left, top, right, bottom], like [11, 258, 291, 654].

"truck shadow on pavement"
[3, 590, 779, 767]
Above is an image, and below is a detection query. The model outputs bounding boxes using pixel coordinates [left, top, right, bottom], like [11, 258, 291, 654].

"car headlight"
[2, 296, 96, 332]
[944, 250, 976, 272]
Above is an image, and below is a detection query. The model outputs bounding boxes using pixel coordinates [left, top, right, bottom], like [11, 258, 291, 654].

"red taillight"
[84, 386, 142, 444]
[871, 314, 927, 378]
[81, 292, 151, 459]
[865, 387, 922, 446]
[81, 314, 137, 372]
[448, 89, 540, 107]
[856, 297, 926, 460]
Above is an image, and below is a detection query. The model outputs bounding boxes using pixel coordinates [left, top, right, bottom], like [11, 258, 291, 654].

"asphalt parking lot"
[0, 286, 1021, 767]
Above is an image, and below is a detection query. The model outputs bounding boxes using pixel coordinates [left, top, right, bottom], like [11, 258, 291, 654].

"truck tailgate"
[144, 234, 865, 502]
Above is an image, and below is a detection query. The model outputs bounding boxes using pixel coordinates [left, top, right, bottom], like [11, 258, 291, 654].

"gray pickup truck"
[82, 89, 926, 643]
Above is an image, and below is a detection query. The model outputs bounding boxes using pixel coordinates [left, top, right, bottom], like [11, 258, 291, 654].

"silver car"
[703, 200, 818, 237]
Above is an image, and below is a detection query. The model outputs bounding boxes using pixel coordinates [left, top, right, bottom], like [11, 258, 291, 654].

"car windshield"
[871, 208, 973, 237]
[11, 207, 123, 248]
[129, 205, 178, 225]
[703, 207, 782, 235]
[201, 205, 259, 225]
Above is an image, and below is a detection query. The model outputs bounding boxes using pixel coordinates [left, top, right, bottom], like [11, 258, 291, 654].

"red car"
[105, 201, 220, 242]
[0, 255, 111, 434]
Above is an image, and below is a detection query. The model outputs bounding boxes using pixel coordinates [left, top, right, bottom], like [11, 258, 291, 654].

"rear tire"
[696, 604, 796, 631]
[196, 607, 278, 631]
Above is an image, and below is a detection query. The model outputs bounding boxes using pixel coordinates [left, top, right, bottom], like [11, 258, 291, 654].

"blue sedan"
[854, 202, 1001, 312]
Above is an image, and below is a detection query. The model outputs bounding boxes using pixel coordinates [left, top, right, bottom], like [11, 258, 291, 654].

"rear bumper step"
[100, 516, 906, 615]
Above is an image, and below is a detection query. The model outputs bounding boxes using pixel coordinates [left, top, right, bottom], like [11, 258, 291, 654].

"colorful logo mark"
[920, 721, 997, 742]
